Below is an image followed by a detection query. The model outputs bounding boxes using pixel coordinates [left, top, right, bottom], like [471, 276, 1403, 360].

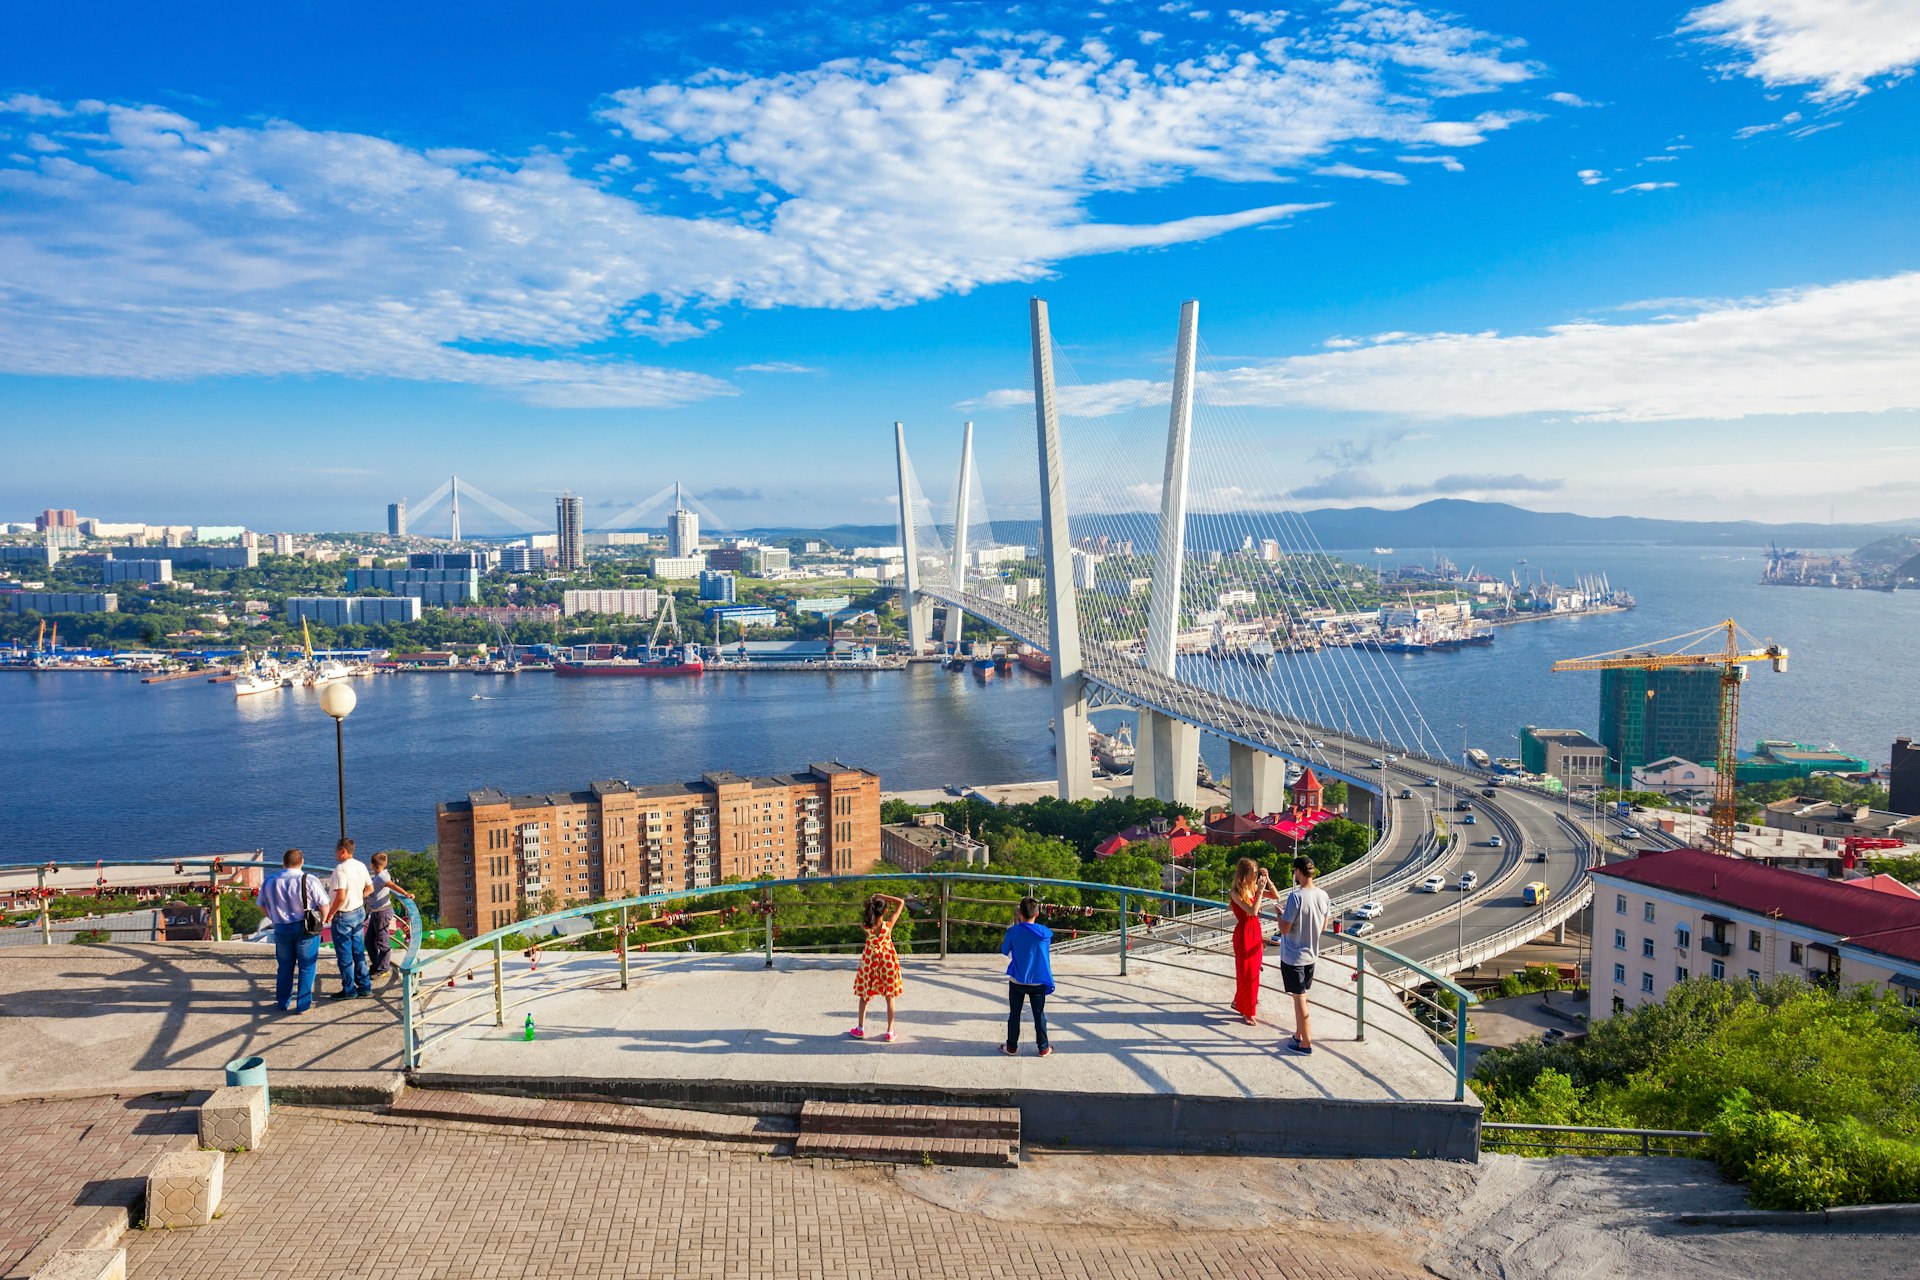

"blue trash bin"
[225, 1054, 269, 1114]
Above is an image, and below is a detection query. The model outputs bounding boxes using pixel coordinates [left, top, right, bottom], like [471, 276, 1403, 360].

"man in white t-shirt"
[325, 837, 375, 999]
[1278, 854, 1332, 1055]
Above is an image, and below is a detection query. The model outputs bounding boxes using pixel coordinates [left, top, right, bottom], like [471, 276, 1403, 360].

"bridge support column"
[1555, 920, 1567, 945]
[1031, 299, 1096, 802]
[1135, 712, 1199, 806]
[1348, 786, 1379, 831]
[943, 421, 974, 652]
[893, 421, 934, 654]
[1229, 742, 1286, 816]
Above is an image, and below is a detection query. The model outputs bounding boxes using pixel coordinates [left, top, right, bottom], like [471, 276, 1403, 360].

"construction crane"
[1552, 619, 1787, 855]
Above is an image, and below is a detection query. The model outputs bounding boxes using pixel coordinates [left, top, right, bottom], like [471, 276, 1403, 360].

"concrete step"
[799, 1100, 1020, 1142]
[794, 1131, 1018, 1168]
[387, 1089, 796, 1148]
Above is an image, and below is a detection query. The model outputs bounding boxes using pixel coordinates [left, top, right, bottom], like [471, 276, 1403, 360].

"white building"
[852, 545, 904, 560]
[968, 545, 1028, 569]
[1632, 756, 1719, 798]
[1071, 550, 1102, 590]
[563, 589, 659, 619]
[653, 555, 705, 580]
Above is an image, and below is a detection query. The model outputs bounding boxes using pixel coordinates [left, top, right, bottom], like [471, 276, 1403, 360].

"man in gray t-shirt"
[1278, 855, 1332, 1055]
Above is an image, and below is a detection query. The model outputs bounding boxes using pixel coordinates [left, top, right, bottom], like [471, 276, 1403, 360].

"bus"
[1524, 882, 1551, 906]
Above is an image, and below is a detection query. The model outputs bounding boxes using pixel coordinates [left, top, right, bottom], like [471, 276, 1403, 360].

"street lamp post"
[318, 682, 358, 844]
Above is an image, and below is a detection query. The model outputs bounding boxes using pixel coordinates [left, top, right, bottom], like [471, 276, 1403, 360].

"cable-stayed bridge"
[893, 299, 1601, 975]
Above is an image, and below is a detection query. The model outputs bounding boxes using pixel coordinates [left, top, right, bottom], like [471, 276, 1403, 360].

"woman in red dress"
[1230, 859, 1279, 1025]
[850, 892, 906, 1042]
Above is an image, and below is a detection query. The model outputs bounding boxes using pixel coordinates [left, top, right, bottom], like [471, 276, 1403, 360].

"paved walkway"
[0, 1095, 195, 1276]
[0, 947, 404, 1101]
[124, 1108, 1425, 1280]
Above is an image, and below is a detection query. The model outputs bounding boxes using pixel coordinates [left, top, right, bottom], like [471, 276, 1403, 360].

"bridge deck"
[411, 952, 1479, 1159]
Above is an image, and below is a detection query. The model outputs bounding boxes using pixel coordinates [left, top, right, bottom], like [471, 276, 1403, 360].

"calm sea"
[3, 544, 1912, 861]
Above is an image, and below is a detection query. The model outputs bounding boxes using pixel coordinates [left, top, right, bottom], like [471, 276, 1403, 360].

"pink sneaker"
[848, 1027, 865, 1039]
[881, 1031, 896, 1043]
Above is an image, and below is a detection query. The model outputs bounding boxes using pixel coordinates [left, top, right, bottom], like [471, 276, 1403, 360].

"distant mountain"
[749, 501, 1901, 553]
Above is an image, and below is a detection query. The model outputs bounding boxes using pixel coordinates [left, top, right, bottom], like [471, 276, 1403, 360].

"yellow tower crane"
[1552, 620, 1787, 854]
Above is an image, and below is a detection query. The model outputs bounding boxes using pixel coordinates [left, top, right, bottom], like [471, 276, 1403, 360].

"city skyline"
[4, 1, 1919, 528]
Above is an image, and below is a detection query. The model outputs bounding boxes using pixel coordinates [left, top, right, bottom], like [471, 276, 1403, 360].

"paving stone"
[143, 1149, 223, 1229]
[197, 1086, 268, 1153]
[28, 1248, 124, 1280]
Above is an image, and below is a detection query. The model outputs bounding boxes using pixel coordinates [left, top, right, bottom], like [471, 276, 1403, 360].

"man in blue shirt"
[257, 849, 323, 1013]
[999, 896, 1055, 1057]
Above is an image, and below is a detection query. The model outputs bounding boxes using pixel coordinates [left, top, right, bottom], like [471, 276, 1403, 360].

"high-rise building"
[1598, 666, 1722, 785]
[667, 483, 699, 558]
[500, 545, 547, 574]
[270, 534, 295, 556]
[285, 596, 423, 626]
[562, 589, 658, 618]
[436, 764, 882, 936]
[388, 500, 407, 538]
[556, 492, 584, 570]
[346, 567, 481, 605]
[6, 592, 117, 614]
[35, 509, 77, 532]
[699, 569, 737, 602]
[1892, 736, 1920, 817]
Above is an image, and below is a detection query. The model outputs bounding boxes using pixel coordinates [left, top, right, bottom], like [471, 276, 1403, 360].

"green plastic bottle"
[523, 1014, 535, 1042]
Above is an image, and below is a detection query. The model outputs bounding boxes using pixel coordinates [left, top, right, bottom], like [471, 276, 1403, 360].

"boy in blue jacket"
[1000, 896, 1055, 1056]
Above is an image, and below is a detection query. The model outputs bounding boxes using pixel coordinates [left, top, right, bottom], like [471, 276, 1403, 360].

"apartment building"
[436, 763, 882, 937]
[1593, 848, 1920, 1016]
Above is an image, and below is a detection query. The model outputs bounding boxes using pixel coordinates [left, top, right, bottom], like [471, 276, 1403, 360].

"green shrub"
[70, 928, 112, 944]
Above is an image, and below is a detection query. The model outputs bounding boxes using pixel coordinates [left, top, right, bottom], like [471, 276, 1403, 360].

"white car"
[1345, 919, 1375, 938]
[1417, 873, 1447, 893]
[1488, 834, 1504, 848]
[1621, 826, 1641, 839]
[1385, 754, 1398, 762]
[1458, 871, 1479, 891]
[1352, 901, 1384, 919]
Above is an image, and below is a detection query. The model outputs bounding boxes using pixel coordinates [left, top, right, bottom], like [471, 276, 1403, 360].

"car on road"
[1352, 901, 1384, 919]
[1424, 776, 1439, 786]
[1345, 919, 1375, 937]
[1311, 739, 1325, 748]
[1456, 800, 1473, 811]
[1369, 757, 1386, 767]
[1417, 873, 1447, 893]
[1488, 834, 1503, 848]
[1462, 814, 1478, 825]
[1399, 787, 1414, 799]
[1458, 870, 1479, 891]
[1385, 753, 1398, 762]
[1480, 787, 1497, 798]
[1620, 826, 1641, 839]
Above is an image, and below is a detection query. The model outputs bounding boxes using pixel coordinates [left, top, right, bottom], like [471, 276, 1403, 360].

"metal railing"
[395, 871, 1479, 1100]
[1481, 1122, 1708, 1157]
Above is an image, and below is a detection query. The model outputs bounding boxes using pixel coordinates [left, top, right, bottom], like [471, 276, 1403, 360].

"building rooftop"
[1525, 727, 1605, 749]
[1763, 797, 1920, 838]
[440, 764, 876, 815]
[1595, 848, 1920, 967]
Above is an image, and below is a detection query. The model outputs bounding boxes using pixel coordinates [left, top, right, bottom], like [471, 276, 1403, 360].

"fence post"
[207, 868, 221, 942]
[938, 878, 949, 960]
[1354, 947, 1367, 1042]
[762, 885, 774, 970]
[1454, 994, 1470, 1102]
[1119, 891, 1129, 977]
[492, 939, 505, 1027]
[619, 905, 630, 990]
[401, 966, 416, 1069]
[1641, 1131, 1650, 1157]
[37, 868, 50, 946]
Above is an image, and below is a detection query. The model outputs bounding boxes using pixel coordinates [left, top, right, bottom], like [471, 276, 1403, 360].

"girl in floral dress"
[850, 892, 906, 1041]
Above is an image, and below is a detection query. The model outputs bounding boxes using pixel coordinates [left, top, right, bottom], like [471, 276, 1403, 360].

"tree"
[383, 848, 441, 923]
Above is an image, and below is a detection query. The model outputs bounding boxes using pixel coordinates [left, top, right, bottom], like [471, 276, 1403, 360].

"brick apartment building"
[437, 763, 881, 937]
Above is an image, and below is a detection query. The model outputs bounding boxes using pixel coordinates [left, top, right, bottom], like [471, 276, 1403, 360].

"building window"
[1615, 894, 1626, 915]
[1613, 963, 1626, 984]
[1747, 929, 1761, 952]
[1790, 942, 1805, 965]
[1642, 938, 1655, 959]
[1711, 960, 1726, 981]
[1643, 902, 1656, 923]
[1747, 970, 1760, 985]
[1641, 973, 1655, 993]
[1612, 995, 1625, 1014]
[1614, 929, 1627, 950]
[1675, 924, 1691, 950]
[1676, 966, 1690, 983]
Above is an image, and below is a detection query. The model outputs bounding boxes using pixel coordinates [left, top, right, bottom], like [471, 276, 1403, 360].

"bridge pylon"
[893, 422, 935, 653]
[1030, 299, 1097, 802]
[1134, 299, 1202, 807]
[942, 421, 974, 652]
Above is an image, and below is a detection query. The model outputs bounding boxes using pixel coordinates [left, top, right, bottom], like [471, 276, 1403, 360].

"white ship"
[303, 658, 352, 687]
[232, 654, 290, 697]
[1372, 547, 1394, 555]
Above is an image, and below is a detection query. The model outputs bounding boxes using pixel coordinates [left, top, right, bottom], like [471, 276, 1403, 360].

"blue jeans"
[273, 922, 320, 1011]
[331, 908, 371, 995]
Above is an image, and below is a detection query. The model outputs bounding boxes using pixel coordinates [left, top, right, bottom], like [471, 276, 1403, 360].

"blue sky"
[2, 0, 1918, 533]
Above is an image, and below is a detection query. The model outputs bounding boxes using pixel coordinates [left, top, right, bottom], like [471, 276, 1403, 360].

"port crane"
[1552, 619, 1787, 855]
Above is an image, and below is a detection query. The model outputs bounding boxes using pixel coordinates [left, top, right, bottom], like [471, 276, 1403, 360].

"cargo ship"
[1018, 649, 1052, 678]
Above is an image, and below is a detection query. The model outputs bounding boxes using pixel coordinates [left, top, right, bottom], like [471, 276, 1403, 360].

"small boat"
[971, 655, 996, 681]
[1373, 547, 1394, 555]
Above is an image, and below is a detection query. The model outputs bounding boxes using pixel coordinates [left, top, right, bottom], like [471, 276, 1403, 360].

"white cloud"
[1295, 470, 1563, 500]
[1398, 153, 1464, 171]
[1614, 181, 1678, 192]
[1313, 162, 1410, 184]
[970, 273, 1920, 423]
[0, 12, 1540, 403]
[1576, 168, 1605, 184]
[1682, 0, 1920, 101]
[1545, 91, 1596, 106]
[1641, 155, 1679, 162]
[1228, 9, 1289, 34]
[736, 361, 823, 374]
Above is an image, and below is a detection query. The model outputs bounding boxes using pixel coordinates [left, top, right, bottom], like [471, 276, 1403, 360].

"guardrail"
[1482, 1122, 1708, 1157]
[395, 871, 1480, 1102]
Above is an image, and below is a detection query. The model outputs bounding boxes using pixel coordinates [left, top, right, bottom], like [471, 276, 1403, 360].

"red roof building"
[1096, 815, 1207, 862]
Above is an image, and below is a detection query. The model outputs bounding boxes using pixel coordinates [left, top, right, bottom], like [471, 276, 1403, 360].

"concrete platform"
[0, 947, 406, 1104]
[412, 952, 1481, 1160]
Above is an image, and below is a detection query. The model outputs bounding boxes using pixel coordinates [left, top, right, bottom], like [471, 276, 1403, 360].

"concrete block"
[199, 1084, 268, 1151]
[145, 1149, 224, 1228]
[30, 1247, 126, 1280]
